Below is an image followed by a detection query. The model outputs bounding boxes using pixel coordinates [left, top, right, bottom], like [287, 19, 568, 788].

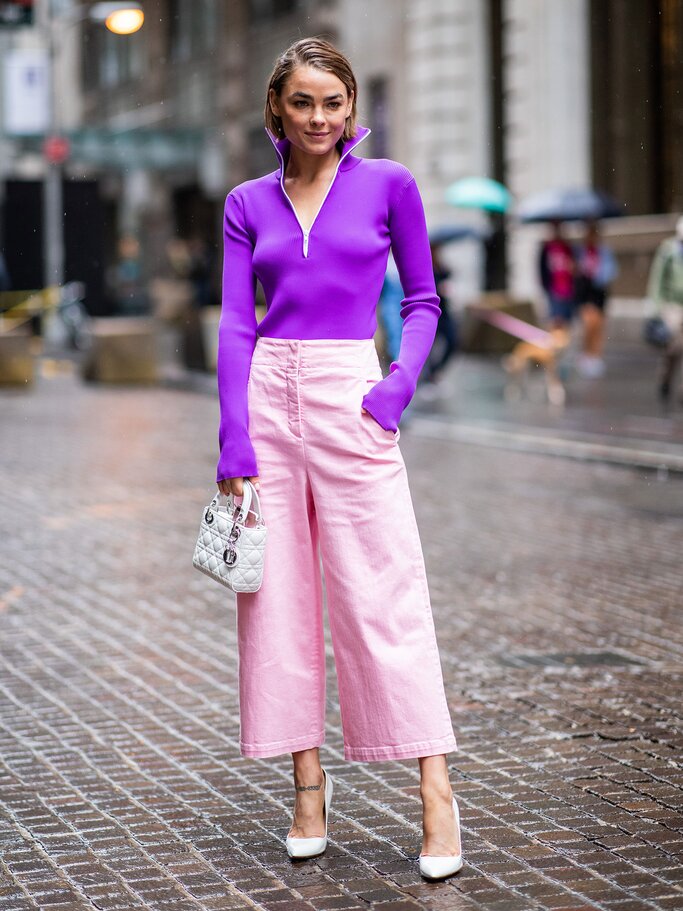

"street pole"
[42, 0, 65, 290]
[40, 1, 144, 292]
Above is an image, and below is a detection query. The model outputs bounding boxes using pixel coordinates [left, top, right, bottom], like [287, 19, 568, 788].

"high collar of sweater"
[266, 124, 372, 175]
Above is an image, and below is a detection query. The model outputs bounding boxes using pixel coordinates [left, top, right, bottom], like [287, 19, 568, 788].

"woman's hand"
[217, 476, 260, 497]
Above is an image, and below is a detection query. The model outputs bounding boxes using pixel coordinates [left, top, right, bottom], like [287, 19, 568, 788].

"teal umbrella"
[445, 177, 512, 213]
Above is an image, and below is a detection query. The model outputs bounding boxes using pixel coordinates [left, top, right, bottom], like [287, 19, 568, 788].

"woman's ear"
[346, 90, 354, 118]
[269, 88, 280, 118]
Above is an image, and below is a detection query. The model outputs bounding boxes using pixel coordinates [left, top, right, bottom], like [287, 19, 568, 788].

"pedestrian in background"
[187, 236, 215, 310]
[538, 220, 576, 329]
[574, 220, 618, 378]
[422, 242, 458, 392]
[377, 252, 404, 363]
[112, 235, 146, 315]
[647, 215, 683, 403]
[214, 37, 462, 880]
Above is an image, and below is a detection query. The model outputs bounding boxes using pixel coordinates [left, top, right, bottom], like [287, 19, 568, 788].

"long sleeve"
[361, 176, 441, 431]
[215, 192, 259, 482]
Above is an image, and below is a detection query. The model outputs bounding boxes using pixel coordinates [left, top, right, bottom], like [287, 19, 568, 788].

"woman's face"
[269, 64, 353, 158]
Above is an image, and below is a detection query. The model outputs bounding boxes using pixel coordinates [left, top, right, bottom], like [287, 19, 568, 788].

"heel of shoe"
[419, 795, 463, 880]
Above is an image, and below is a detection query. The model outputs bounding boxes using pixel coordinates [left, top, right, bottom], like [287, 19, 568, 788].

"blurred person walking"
[647, 216, 683, 403]
[422, 242, 458, 393]
[574, 221, 618, 378]
[187, 236, 215, 310]
[538, 220, 577, 329]
[377, 253, 404, 363]
[112, 235, 146, 315]
[214, 38, 461, 880]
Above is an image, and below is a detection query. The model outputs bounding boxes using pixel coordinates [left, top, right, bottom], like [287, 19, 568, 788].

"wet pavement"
[1, 356, 682, 911]
[163, 315, 683, 471]
[404, 316, 683, 472]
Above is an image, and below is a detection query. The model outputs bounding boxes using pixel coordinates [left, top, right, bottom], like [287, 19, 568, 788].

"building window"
[247, 0, 298, 24]
[82, 20, 144, 89]
[368, 77, 389, 159]
[247, 124, 277, 180]
[590, 0, 683, 215]
[168, 0, 217, 62]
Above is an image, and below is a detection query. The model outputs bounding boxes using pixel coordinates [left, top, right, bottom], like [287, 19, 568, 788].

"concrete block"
[461, 294, 539, 354]
[0, 326, 34, 385]
[199, 306, 221, 372]
[82, 317, 159, 383]
[200, 305, 267, 372]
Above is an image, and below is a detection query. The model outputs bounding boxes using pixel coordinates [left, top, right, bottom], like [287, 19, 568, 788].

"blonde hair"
[264, 37, 358, 142]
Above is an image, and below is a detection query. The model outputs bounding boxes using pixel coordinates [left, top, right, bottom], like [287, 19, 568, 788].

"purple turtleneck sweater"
[216, 124, 440, 482]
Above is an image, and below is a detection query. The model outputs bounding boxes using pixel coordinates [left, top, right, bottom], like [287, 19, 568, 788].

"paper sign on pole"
[4, 48, 49, 135]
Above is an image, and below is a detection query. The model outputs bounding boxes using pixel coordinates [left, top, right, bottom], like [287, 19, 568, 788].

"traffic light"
[0, 0, 34, 28]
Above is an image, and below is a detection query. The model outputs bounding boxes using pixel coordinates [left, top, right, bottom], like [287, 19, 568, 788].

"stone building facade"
[1, 0, 681, 310]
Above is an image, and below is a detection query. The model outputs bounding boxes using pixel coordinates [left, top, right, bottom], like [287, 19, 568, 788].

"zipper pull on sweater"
[274, 133, 366, 260]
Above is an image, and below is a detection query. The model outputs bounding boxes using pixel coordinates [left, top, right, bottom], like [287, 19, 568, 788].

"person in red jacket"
[538, 220, 577, 329]
[574, 220, 618, 378]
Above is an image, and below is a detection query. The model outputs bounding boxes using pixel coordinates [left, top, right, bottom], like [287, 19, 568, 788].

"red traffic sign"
[44, 135, 70, 164]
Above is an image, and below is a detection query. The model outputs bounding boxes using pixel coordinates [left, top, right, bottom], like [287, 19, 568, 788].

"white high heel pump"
[419, 795, 463, 880]
[286, 768, 333, 859]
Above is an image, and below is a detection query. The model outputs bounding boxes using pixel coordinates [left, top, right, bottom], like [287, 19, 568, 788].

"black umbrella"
[429, 224, 489, 245]
[516, 188, 624, 223]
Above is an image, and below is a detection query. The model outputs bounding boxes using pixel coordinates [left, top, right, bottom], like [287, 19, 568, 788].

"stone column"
[402, 0, 491, 302]
[504, 0, 591, 303]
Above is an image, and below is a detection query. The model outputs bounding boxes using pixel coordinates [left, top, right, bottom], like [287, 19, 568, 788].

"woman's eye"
[291, 99, 342, 110]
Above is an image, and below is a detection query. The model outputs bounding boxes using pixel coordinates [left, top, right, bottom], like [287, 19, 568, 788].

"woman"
[538, 220, 576, 329]
[574, 220, 618, 378]
[647, 216, 683, 403]
[423, 242, 458, 388]
[215, 37, 462, 881]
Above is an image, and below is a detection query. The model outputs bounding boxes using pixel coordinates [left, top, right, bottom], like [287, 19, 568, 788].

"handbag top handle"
[214, 479, 263, 525]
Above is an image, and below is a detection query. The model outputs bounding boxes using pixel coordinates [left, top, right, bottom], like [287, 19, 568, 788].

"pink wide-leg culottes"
[235, 336, 458, 762]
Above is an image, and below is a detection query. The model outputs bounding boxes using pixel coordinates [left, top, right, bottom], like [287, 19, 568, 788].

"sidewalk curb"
[408, 416, 683, 474]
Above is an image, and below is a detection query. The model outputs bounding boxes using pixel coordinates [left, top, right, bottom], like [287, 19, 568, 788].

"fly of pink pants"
[235, 336, 458, 762]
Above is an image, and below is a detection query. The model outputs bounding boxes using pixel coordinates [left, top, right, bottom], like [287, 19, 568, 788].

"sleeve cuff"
[360, 366, 416, 432]
[216, 430, 259, 482]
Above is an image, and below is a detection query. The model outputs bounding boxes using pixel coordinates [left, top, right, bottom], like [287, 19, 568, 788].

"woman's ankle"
[291, 748, 323, 789]
[294, 769, 324, 790]
[420, 780, 453, 803]
[418, 755, 453, 802]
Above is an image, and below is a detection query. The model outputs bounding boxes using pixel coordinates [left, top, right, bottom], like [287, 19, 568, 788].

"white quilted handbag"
[192, 479, 266, 592]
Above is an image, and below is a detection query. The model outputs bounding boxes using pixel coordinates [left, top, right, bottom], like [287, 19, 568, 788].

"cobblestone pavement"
[1, 362, 682, 911]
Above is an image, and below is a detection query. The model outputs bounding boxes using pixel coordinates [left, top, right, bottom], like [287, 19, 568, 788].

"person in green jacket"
[647, 216, 683, 402]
